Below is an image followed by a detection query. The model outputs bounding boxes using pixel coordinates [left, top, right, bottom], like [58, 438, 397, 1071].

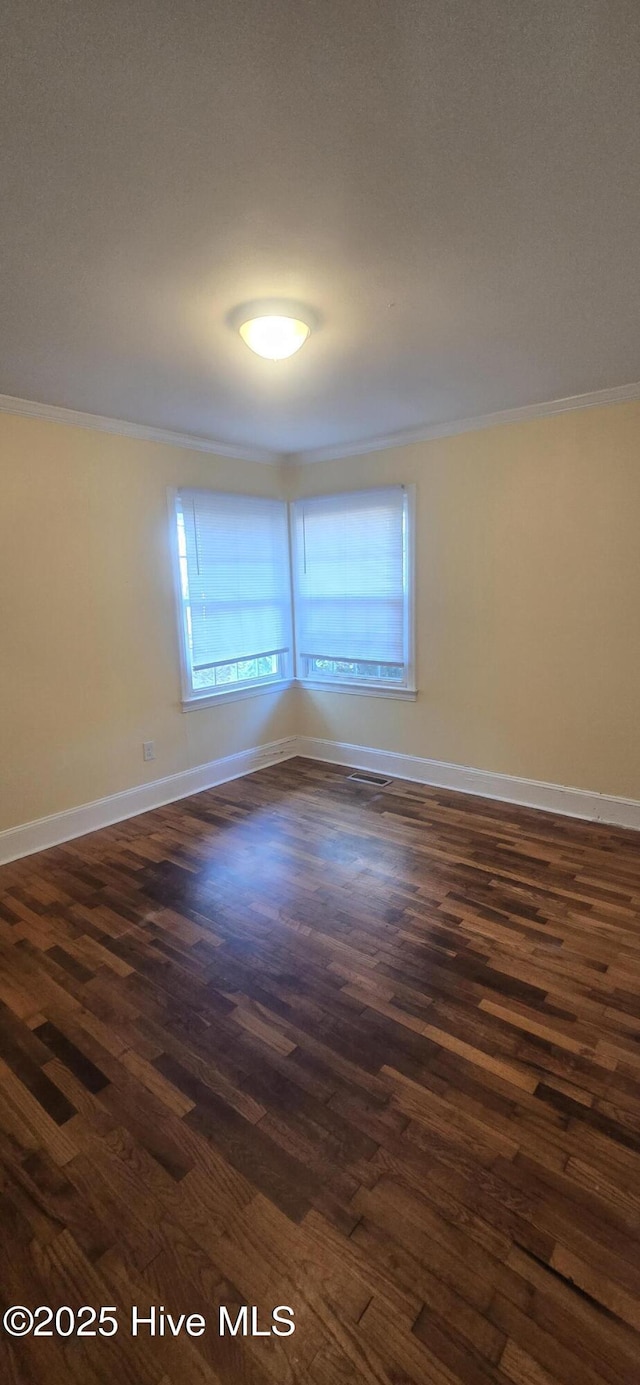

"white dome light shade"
[229, 299, 318, 361]
[239, 314, 311, 360]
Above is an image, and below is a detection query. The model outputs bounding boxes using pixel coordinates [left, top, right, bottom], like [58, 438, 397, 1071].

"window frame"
[168, 488, 294, 710]
[290, 484, 416, 700]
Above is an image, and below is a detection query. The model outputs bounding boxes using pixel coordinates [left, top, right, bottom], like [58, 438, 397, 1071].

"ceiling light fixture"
[240, 314, 309, 360]
[229, 299, 318, 360]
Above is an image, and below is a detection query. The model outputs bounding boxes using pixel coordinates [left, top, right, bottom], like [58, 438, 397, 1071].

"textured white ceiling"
[1, 1, 639, 456]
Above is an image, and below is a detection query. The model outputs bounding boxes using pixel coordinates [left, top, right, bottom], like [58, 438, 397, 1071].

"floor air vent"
[347, 771, 392, 787]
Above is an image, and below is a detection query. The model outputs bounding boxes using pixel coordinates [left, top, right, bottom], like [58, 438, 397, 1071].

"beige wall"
[1, 400, 639, 836]
[292, 402, 640, 800]
[0, 413, 292, 830]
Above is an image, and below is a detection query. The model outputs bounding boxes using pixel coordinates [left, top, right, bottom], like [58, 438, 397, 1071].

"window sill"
[183, 677, 416, 708]
[182, 679, 294, 711]
[297, 679, 417, 701]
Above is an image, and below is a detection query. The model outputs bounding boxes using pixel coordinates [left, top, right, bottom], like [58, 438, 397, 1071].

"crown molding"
[292, 379, 640, 465]
[3, 377, 639, 469]
[0, 393, 281, 464]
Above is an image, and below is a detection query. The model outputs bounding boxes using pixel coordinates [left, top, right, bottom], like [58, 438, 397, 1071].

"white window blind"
[176, 489, 291, 696]
[292, 487, 409, 680]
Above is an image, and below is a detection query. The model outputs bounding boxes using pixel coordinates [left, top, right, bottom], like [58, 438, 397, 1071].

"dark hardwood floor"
[0, 756, 639, 1384]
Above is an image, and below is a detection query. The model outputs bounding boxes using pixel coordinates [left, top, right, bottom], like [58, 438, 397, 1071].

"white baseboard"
[2, 732, 638, 866]
[0, 737, 297, 866]
[296, 736, 640, 831]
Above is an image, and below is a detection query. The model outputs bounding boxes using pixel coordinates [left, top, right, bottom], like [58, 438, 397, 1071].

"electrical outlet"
[142, 741, 155, 762]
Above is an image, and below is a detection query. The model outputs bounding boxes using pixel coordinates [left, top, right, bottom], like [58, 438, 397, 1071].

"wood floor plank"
[0, 757, 638, 1382]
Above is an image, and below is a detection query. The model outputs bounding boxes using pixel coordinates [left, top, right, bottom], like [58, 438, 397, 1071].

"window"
[173, 489, 292, 705]
[171, 484, 415, 706]
[291, 486, 414, 693]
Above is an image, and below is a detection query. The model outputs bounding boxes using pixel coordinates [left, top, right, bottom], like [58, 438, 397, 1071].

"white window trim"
[168, 485, 417, 710]
[168, 488, 294, 710]
[291, 483, 416, 699]
[181, 677, 295, 711]
[299, 679, 417, 700]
